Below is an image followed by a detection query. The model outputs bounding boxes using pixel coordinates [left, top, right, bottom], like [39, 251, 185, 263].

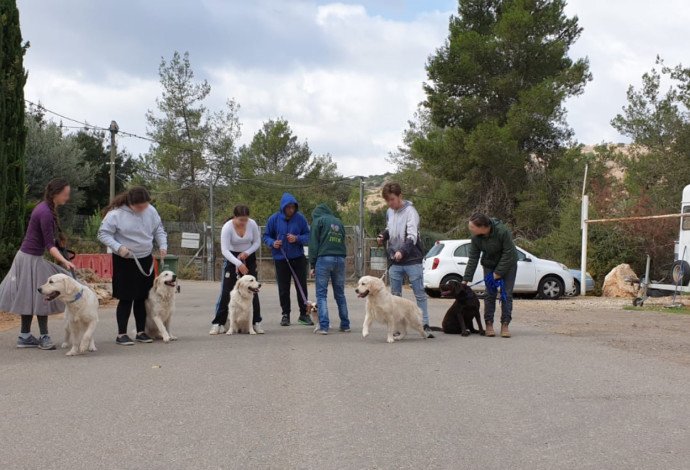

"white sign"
[181, 232, 200, 249]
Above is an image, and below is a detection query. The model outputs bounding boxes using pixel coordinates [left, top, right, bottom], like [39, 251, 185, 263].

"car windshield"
[425, 243, 444, 258]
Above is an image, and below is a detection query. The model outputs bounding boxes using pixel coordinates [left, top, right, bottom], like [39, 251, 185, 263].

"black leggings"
[20, 315, 48, 335]
[116, 298, 147, 335]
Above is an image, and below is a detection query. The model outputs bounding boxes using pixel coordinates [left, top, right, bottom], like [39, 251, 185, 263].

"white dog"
[355, 276, 429, 343]
[225, 275, 261, 335]
[144, 270, 178, 343]
[38, 274, 99, 356]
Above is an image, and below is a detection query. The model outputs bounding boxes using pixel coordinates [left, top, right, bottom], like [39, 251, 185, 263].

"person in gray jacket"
[377, 182, 433, 336]
[98, 187, 167, 345]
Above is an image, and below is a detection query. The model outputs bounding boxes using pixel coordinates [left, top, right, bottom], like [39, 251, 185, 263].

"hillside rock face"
[602, 264, 638, 298]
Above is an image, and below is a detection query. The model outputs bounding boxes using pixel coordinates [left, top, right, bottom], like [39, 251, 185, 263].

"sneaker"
[136, 333, 153, 343]
[17, 335, 40, 348]
[219, 324, 226, 334]
[280, 315, 290, 326]
[209, 324, 221, 335]
[116, 335, 134, 346]
[38, 334, 56, 350]
[316, 329, 328, 335]
[298, 315, 314, 326]
[424, 324, 435, 339]
[339, 326, 351, 332]
[253, 322, 265, 334]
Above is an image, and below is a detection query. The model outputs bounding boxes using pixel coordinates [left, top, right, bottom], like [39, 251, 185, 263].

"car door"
[514, 249, 536, 291]
[453, 243, 483, 283]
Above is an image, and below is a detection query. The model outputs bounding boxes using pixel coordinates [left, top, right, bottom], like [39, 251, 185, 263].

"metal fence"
[66, 215, 389, 283]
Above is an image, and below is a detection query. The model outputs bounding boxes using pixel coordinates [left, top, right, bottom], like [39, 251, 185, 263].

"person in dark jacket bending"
[462, 213, 519, 338]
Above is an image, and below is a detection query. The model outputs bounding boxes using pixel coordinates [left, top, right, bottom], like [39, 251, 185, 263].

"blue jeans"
[483, 263, 517, 325]
[389, 264, 429, 326]
[315, 256, 350, 331]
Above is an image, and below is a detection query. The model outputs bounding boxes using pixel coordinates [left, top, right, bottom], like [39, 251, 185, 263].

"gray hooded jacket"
[380, 200, 424, 266]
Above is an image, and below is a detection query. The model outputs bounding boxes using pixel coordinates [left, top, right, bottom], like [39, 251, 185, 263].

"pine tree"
[411, 0, 591, 235]
[0, 0, 28, 276]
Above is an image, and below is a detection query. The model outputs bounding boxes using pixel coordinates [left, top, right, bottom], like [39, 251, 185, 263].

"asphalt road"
[1, 281, 689, 470]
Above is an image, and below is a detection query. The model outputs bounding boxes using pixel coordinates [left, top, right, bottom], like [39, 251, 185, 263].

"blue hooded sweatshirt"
[262, 193, 310, 261]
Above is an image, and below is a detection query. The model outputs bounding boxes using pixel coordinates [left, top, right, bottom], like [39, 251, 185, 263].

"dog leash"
[468, 274, 507, 303]
[278, 245, 310, 306]
[123, 249, 155, 277]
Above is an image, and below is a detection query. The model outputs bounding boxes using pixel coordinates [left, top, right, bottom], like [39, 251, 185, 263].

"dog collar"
[68, 289, 84, 304]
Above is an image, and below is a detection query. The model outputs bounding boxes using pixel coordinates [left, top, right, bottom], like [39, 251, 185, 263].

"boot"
[501, 323, 511, 338]
[485, 322, 495, 337]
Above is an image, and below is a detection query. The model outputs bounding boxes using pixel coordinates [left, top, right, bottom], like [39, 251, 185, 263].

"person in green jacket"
[462, 213, 519, 338]
[308, 204, 350, 334]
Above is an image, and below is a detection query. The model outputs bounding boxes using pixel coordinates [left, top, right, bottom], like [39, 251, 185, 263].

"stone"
[601, 264, 638, 298]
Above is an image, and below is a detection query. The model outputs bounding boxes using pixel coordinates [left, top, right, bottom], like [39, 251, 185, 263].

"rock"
[602, 264, 638, 298]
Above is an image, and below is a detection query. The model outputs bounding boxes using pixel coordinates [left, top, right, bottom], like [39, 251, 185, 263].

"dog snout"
[37, 287, 43, 294]
[257, 283, 262, 288]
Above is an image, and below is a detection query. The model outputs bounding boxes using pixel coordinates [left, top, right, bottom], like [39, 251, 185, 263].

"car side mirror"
[522, 258, 532, 262]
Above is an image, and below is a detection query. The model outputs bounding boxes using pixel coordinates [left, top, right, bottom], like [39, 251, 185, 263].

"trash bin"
[156, 255, 179, 276]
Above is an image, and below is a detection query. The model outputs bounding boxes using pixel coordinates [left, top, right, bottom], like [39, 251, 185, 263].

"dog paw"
[479, 331, 486, 336]
[61, 342, 69, 349]
[65, 349, 78, 356]
[362, 331, 369, 338]
[162, 337, 170, 343]
[387, 337, 395, 343]
[461, 331, 470, 337]
[249, 330, 256, 335]
[169, 335, 178, 341]
[88, 346, 97, 352]
[225, 330, 234, 335]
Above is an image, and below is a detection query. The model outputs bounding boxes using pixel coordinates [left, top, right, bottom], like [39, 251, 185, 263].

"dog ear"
[63, 276, 80, 296]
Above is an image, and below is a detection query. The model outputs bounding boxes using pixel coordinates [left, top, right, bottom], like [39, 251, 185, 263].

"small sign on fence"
[370, 247, 387, 270]
[181, 232, 200, 249]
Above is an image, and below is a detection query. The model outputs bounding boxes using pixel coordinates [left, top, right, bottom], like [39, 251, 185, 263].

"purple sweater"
[20, 201, 57, 256]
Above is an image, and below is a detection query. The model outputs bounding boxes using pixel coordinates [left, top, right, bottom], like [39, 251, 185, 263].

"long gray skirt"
[0, 250, 69, 316]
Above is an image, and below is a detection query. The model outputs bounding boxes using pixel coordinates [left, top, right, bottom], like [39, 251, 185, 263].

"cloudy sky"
[16, 0, 690, 176]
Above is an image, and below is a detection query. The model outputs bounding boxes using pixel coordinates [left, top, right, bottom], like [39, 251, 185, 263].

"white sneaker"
[209, 324, 220, 335]
[253, 322, 264, 334]
[219, 324, 226, 334]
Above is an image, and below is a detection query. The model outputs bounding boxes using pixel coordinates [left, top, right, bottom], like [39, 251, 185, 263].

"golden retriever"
[355, 276, 429, 343]
[225, 275, 261, 335]
[144, 270, 178, 343]
[38, 274, 99, 356]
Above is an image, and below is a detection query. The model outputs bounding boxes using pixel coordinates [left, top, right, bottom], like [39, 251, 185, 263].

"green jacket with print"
[464, 218, 519, 281]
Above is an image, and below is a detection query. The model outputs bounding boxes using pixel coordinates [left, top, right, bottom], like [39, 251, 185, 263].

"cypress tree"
[0, 0, 28, 277]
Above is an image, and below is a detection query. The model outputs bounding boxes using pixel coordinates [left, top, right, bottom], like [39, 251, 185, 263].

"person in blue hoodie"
[263, 193, 313, 326]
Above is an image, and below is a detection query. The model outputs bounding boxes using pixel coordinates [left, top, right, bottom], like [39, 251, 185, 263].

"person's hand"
[287, 233, 297, 243]
[160, 249, 167, 259]
[63, 259, 76, 271]
[461, 280, 468, 285]
[493, 273, 501, 281]
[237, 264, 249, 275]
[394, 251, 403, 261]
[238, 252, 248, 261]
[273, 240, 283, 249]
[376, 235, 383, 246]
[118, 246, 131, 258]
[310, 269, 315, 277]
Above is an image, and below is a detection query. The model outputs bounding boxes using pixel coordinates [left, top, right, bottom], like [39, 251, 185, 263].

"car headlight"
[559, 263, 568, 270]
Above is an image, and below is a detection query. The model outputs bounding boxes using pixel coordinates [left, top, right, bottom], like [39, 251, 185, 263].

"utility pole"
[357, 176, 365, 278]
[209, 183, 215, 281]
[108, 121, 119, 202]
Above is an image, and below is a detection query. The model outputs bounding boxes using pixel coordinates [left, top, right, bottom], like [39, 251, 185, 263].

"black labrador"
[439, 279, 484, 336]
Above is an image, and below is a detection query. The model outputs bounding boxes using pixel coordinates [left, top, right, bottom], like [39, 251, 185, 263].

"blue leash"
[469, 273, 507, 303]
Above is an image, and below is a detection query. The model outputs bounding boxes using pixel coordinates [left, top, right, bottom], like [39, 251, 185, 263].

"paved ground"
[1, 281, 689, 470]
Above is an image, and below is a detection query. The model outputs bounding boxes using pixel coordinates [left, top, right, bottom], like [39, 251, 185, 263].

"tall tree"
[0, 0, 28, 276]
[145, 51, 242, 223]
[404, 0, 591, 236]
[233, 118, 346, 223]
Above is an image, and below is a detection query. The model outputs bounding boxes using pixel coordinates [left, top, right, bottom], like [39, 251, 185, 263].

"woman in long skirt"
[98, 186, 168, 345]
[0, 178, 77, 350]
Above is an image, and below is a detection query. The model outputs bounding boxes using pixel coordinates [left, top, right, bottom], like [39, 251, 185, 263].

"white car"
[423, 239, 575, 300]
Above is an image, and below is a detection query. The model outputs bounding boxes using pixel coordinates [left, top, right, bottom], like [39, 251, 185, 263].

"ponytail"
[102, 186, 152, 216]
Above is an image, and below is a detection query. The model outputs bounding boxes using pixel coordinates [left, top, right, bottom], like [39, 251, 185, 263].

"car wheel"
[569, 279, 581, 297]
[671, 260, 690, 286]
[440, 274, 463, 288]
[425, 288, 441, 298]
[538, 275, 564, 300]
